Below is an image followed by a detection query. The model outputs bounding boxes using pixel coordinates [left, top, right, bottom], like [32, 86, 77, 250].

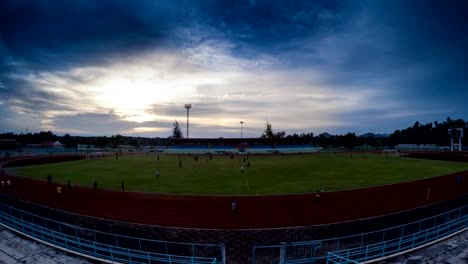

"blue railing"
[0, 203, 223, 264]
[253, 204, 468, 264]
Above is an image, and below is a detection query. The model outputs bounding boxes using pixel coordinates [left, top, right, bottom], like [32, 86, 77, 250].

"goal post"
[382, 149, 400, 158]
[85, 152, 103, 160]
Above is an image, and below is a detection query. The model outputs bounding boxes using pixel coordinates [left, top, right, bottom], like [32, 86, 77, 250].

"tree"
[172, 120, 183, 139]
[262, 122, 274, 138]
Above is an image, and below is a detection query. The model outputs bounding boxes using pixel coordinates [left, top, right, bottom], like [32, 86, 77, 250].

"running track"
[1, 153, 468, 229]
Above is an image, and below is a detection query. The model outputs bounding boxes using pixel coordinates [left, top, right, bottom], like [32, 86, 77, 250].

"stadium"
[1, 135, 468, 264]
[2, 1, 468, 263]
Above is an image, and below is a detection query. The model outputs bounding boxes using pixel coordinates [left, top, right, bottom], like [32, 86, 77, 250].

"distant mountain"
[360, 133, 390, 138]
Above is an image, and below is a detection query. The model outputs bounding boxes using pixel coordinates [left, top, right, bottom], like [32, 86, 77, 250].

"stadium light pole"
[185, 104, 191, 139]
[240, 121, 244, 139]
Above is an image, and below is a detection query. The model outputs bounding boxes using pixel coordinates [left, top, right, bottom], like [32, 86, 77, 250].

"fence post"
[191, 243, 195, 264]
[364, 245, 369, 261]
[279, 243, 287, 264]
[382, 241, 386, 258]
[110, 245, 114, 263]
[398, 237, 402, 253]
[75, 228, 81, 253]
[221, 244, 226, 264]
[252, 247, 255, 264]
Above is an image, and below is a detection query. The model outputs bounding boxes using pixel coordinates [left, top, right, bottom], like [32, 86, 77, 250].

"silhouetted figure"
[243, 157, 246, 162]
[115, 153, 119, 160]
[121, 180, 125, 192]
[210, 154, 213, 160]
[179, 159, 182, 168]
[457, 175, 462, 186]
[194, 156, 198, 162]
[426, 187, 430, 201]
[247, 161, 250, 168]
[47, 173, 53, 184]
[67, 179, 72, 191]
[156, 155, 160, 164]
[240, 165, 244, 173]
[156, 169, 160, 182]
[230, 199, 237, 216]
[93, 180, 98, 191]
[231, 154, 234, 159]
[315, 189, 321, 203]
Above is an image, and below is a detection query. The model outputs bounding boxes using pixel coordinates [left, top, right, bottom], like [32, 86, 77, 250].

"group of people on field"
[40, 153, 466, 218]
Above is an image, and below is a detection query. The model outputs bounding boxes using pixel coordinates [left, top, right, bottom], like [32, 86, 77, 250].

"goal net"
[382, 149, 400, 158]
[85, 152, 103, 160]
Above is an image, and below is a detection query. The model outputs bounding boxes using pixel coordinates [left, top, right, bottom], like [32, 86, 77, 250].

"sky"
[0, 0, 467, 138]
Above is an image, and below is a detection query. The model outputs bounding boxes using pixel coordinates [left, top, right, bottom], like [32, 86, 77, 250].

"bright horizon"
[1, 1, 467, 138]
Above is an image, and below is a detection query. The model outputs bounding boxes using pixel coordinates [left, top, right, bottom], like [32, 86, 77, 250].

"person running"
[230, 198, 237, 216]
[47, 173, 53, 184]
[67, 178, 72, 192]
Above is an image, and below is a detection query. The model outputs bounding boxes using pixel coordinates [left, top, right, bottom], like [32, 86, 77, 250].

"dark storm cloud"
[1, 0, 467, 136]
[0, 0, 186, 72]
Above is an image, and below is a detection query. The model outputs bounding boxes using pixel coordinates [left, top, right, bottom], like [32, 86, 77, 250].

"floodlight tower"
[448, 128, 464, 152]
[240, 121, 244, 139]
[185, 104, 192, 139]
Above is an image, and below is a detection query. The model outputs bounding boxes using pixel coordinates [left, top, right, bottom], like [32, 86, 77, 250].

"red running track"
[1, 154, 468, 229]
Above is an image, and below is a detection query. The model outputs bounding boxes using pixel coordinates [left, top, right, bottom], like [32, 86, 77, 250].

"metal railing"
[326, 210, 468, 263]
[253, 204, 468, 264]
[0, 203, 223, 264]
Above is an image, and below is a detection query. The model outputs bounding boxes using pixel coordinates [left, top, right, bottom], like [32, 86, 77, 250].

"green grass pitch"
[8, 153, 468, 194]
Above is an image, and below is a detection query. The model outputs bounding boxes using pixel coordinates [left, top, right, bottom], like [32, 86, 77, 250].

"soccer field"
[8, 153, 468, 194]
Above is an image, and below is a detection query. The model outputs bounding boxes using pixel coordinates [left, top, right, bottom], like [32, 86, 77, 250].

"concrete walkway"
[2, 224, 468, 264]
[379, 229, 468, 264]
[0, 226, 92, 264]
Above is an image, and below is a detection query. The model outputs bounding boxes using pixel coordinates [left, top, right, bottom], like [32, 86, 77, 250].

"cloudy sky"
[0, 0, 467, 138]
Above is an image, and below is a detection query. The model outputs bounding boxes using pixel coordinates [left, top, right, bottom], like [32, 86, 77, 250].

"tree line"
[1, 117, 466, 149]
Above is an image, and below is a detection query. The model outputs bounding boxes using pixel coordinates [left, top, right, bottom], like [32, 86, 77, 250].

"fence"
[0, 203, 224, 264]
[253, 204, 468, 264]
